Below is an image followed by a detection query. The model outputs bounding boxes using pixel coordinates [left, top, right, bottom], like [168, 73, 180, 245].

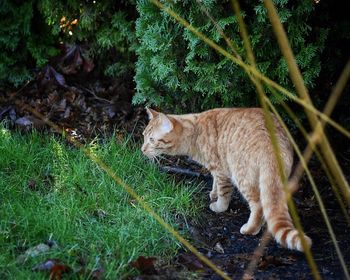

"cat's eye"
[149, 137, 155, 144]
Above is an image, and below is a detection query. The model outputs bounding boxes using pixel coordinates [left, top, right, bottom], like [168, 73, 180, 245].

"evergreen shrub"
[134, 0, 328, 112]
[0, 0, 58, 86]
[0, 0, 136, 87]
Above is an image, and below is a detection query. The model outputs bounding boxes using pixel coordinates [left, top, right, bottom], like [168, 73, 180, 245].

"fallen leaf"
[56, 99, 67, 112]
[64, 91, 77, 103]
[73, 94, 87, 110]
[39, 66, 67, 88]
[214, 242, 225, 254]
[15, 116, 33, 127]
[33, 259, 70, 280]
[242, 273, 254, 280]
[131, 256, 157, 275]
[50, 67, 66, 87]
[93, 209, 108, 220]
[47, 91, 60, 104]
[63, 106, 71, 119]
[50, 263, 70, 280]
[105, 106, 116, 118]
[177, 253, 204, 271]
[59, 44, 94, 74]
[46, 239, 59, 249]
[257, 255, 294, 270]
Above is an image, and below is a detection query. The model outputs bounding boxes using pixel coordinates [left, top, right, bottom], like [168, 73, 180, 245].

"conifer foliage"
[0, 0, 330, 113]
[0, 0, 58, 86]
[0, 0, 136, 87]
[134, 0, 328, 111]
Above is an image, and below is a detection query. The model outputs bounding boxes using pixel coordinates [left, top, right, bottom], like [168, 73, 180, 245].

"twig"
[160, 166, 211, 179]
[79, 85, 113, 104]
[9, 80, 32, 99]
[242, 229, 272, 280]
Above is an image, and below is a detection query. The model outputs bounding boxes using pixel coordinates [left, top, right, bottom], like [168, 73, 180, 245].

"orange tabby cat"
[141, 107, 312, 251]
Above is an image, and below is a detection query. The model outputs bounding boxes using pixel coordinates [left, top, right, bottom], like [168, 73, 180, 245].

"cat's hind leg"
[239, 187, 264, 235]
[209, 175, 233, 213]
[209, 177, 218, 202]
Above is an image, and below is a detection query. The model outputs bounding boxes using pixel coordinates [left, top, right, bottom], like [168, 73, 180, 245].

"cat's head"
[141, 108, 182, 159]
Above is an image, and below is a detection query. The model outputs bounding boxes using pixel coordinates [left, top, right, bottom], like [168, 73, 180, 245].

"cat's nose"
[141, 145, 147, 154]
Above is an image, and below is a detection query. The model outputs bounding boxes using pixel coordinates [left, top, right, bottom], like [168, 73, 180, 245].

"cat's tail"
[259, 169, 312, 252]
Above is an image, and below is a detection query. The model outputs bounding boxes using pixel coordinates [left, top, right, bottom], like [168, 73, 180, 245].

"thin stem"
[263, 0, 350, 208]
[266, 96, 350, 279]
[230, 0, 319, 277]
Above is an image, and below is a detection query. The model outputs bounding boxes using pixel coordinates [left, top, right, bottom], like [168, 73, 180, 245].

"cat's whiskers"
[149, 155, 156, 164]
[147, 153, 162, 165]
[153, 156, 162, 166]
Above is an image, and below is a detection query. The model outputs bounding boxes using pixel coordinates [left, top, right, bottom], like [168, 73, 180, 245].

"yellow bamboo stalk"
[266, 85, 350, 226]
[196, 0, 349, 276]
[321, 60, 350, 122]
[230, 0, 255, 65]
[265, 97, 350, 279]
[231, 0, 349, 274]
[242, 229, 272, 279]
[263, 0, 350, 205]
[191, 1, 326, 276]
[290, 60, 350, 191]
[229, 0, 320, 277]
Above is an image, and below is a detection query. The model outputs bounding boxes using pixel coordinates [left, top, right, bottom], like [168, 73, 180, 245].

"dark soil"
[1, 77, 349, 280]
[144, 154, 350, 280]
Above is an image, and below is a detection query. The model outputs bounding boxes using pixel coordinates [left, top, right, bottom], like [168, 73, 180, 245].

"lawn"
[0, 124, 202, 278]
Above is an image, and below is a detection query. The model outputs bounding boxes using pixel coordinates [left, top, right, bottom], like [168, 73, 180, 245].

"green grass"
[0, 124, 202, 279]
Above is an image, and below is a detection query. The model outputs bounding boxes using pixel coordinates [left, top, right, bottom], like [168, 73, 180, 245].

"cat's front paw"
[209, 200, 229, 213]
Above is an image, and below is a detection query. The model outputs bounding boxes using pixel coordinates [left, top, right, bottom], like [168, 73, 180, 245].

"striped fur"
[141, 108, 312, 251]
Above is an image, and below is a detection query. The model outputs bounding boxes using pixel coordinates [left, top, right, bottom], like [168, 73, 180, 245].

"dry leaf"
[214, 242, 225, 254]
[131, 256, 157, 275]
[177, 253, 204, 271]
[15, 116, 33, 127]
[33, 259, 70, 280]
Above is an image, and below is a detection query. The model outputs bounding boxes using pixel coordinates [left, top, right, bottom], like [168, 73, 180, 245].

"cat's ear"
[158, 113, 173, 134]
[146, 107, 159, 120]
